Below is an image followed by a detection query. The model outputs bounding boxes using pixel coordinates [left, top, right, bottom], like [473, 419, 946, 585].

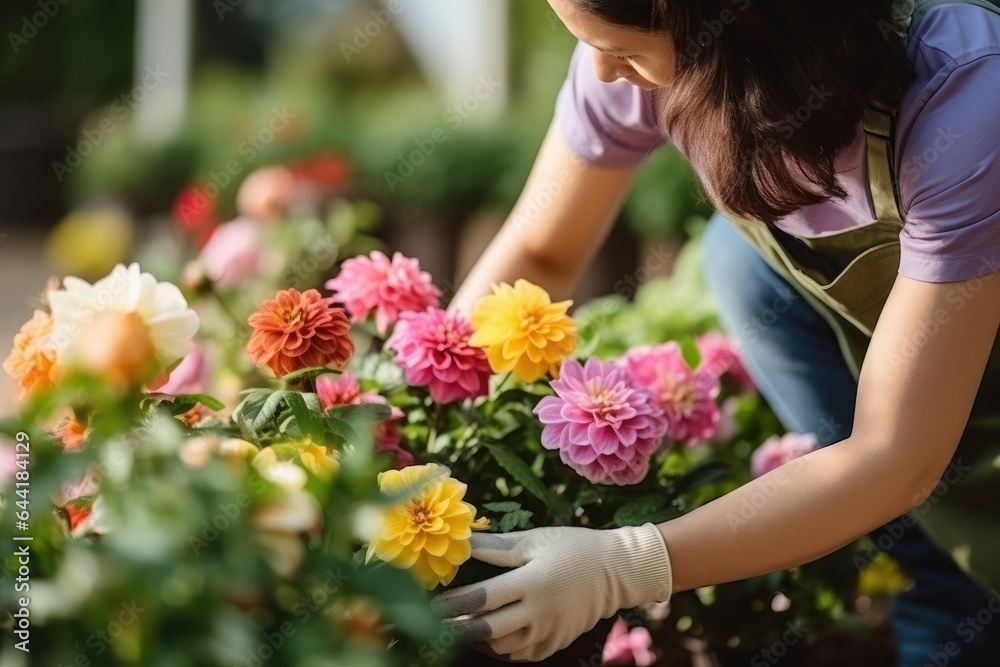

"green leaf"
[482, 501, 522, 513]
[284, 391, 326, 441]
[613, 495, 668, 527]
[674, 460, 731, 495]
[164, 393, 225, 415]
[679, 335, 702, 369]
[233, 389, 275, 439]
[300, 392, 323, 412]
[234, 388, 272, 419]
[484, 444, 552, 508]
[326, 403, 393, 426]
[324, 417, 363, 446]
[281, 367, 339, 385]
[278, 414, 300, 437]
[253, 390, 288, 432]
[498, 509, 534, 532]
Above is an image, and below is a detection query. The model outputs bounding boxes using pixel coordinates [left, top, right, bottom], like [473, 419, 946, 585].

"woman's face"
[547, 0, 675, 90]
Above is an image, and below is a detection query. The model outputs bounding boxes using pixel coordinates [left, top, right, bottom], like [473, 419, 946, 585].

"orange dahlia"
[3, 310, 58, 399]
[246, 288, 354, 377]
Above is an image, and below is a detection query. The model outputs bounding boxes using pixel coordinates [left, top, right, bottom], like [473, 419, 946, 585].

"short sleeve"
[897, 54, 1000, 283]
[554, 41, 666, 167]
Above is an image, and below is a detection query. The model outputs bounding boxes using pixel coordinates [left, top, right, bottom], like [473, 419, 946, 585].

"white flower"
[47, 263, 199, 368]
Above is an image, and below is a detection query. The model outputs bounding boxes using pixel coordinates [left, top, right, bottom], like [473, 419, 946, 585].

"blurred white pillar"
[384, 0, 509, 119]
[133, 0, 192, 145]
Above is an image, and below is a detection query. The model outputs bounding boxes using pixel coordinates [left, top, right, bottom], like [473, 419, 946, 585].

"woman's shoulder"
[907, 2, 1000, 69]
[893, 3, 1000, 283]
[554, 42, 665, 168]
[900, 1, 1000, 120]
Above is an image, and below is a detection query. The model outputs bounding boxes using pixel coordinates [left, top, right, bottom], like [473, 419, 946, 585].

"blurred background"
[0, 0, 709, 410]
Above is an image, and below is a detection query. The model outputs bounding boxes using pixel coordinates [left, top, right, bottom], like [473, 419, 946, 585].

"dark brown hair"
[572, 0, 913, 223]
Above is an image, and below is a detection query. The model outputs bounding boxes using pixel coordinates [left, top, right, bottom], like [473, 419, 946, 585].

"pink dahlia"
[623, 343, 721, 445]
[751, 432, 819, 478]
[199, 218, 264, 289]
[149, 345, 208, 395]
[317, 370, 368, 408]
[316, 372, 413, 468]
[696, 332, 755, 393]
[373, 421, 413, 468]
[387, 308, 491, 404]
[326, 251, 441, 336]
[602, 617, 657, 667]
[534, 358, 668, 486]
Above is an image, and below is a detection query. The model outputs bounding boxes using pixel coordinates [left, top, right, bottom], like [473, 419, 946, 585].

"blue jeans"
[702, 214, 1000, 667]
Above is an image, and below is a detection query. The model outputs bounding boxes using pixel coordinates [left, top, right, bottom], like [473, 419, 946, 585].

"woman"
[438, 0, 1000, 664]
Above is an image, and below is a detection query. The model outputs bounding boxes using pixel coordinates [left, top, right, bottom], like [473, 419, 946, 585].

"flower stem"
[426, 400, 443, 451]
[208, 284, 245, 331]
[490, 372, 513, 401]
[459, 372, 514, 449]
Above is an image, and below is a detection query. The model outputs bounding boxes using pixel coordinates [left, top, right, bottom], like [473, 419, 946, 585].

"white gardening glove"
[432, 523, 672, 662]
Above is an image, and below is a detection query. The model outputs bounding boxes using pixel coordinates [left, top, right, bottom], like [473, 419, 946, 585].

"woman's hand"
[432, 524, 672, 662]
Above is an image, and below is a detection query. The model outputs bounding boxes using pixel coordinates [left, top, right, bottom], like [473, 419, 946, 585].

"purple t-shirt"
[554, 4, 1000, 283]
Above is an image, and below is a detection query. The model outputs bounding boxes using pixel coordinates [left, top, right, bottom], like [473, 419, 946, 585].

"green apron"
[724, 0, 1000, 592]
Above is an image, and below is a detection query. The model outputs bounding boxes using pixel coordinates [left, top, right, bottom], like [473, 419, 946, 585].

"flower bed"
[0, 205, 898, 666]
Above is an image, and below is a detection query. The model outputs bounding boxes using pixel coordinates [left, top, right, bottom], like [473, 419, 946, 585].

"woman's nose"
[592, 50, 629, 83]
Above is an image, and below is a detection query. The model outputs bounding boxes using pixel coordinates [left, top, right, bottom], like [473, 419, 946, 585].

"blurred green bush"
[54, 0, 708, 241]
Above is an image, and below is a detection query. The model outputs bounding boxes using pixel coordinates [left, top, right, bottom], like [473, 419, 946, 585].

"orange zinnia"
[3, 310, 58, 399]
[246, 288, 355, 377]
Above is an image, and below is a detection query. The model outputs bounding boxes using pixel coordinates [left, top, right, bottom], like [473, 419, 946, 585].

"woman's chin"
[626, 78, 659, 91]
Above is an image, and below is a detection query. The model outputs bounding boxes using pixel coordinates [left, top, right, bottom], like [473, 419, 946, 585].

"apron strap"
[862, 98, 905, 230]
[864, 0, 1000, 231]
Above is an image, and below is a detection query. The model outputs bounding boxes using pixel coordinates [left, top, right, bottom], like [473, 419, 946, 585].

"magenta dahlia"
[623, 343, 721, 445]
[696, 332, 755, 393]
[387, 308, 492, 404]
[534, 358, 668, 486]
[326, 251, 441, 335]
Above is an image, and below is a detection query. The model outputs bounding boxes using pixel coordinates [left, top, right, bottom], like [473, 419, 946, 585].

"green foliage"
[0, 214, 877, 665]
[0, 385, 435, 667]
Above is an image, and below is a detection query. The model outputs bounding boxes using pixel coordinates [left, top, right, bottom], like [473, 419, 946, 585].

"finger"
[489, 627, 531, 657]
[432, 567, 529, 617]
[469, 531, 530, 568]
[448, 602, 530, 642]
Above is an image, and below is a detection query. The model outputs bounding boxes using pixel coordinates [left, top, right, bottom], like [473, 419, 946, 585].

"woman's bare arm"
[659, 271, 1000, 589]
[449, 121, 641, 314]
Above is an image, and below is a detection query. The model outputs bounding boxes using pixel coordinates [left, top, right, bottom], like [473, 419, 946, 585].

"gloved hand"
[432, 523, 672, 662]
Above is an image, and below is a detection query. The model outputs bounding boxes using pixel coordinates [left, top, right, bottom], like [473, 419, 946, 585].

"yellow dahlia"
[469, 280, 577, 382]
[3, 310, 58, 399]
[366, 463, 488, 589]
